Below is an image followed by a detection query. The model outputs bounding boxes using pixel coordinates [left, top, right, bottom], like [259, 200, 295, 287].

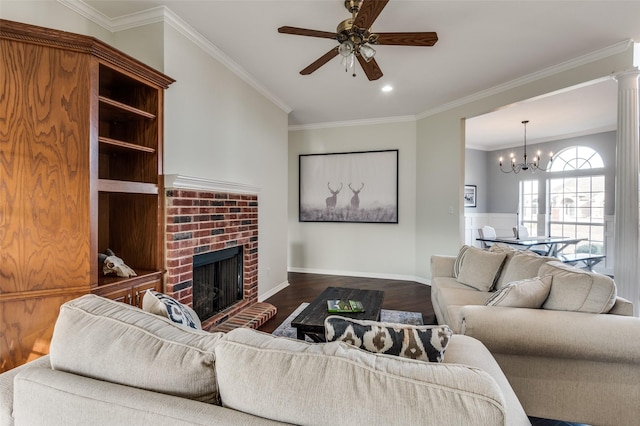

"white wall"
[288, 121, 418, 281]
[162, 25, 289, 299]
[1, 0, 113, 41]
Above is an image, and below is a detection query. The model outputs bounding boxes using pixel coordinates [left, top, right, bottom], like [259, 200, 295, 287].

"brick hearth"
[165, 186, 275, 331]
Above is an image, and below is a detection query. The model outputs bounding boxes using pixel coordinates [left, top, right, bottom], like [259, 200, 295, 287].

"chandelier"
[499, 120, 553, 174]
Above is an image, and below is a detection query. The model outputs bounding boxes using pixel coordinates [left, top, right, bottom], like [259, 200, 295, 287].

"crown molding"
[57, 0, 292, 114]
[288, 39, 632, 132]
[164, 175, 260, 195]
[57, 0, 114, 28]
[288, 115, 416, 132]
[466, 124, 617, 152]
[416, 39, 633, 120]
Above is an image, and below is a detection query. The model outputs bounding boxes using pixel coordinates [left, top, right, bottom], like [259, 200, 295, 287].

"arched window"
[548, 146, 604, 171]
[547, 146, 605, 260]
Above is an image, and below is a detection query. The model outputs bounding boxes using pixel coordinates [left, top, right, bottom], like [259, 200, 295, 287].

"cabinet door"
[93, 285, 134, 305]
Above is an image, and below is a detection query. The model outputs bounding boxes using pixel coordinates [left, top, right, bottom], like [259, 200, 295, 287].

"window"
[547, 146, 605, 255]
[520, 180, 538, 236]
[548, 146, 604, 171]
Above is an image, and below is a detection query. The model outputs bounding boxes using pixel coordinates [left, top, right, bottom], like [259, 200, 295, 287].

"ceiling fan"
[278, 0, 438, 81]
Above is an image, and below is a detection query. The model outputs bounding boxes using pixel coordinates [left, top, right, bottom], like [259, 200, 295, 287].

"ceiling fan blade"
[353, 0, 389, 30]
[300, 47, 339, 75]
[278, 26, 337, 39]
[356, 55, 383, 81]
[374, 32, 438, 46]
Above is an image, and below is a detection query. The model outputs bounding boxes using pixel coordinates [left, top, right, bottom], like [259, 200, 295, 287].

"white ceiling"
[80, 0, 640, 149]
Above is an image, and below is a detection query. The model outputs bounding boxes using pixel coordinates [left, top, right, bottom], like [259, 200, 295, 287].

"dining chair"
[512, 226, 529, 239]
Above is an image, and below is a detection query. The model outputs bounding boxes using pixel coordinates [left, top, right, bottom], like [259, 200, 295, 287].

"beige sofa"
[430, 245, 640, 426]
[1, 294, 530, 426]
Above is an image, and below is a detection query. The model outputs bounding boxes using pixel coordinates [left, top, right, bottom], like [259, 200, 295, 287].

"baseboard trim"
[259, 280, 290, 302]
[287, 267, 431, 286]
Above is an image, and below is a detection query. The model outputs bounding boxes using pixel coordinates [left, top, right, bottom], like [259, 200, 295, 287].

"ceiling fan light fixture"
[360, 44, 376, 62]
[338, 40, 355, 57]
[279, 0, 438, 81]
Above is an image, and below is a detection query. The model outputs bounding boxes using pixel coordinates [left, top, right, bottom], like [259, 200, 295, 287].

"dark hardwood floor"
[258, 272, 436, 333]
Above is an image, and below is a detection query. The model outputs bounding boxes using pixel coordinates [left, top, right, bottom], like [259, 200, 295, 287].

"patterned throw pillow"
[142, 290, 202, 330]
[324, 316, 452, 362]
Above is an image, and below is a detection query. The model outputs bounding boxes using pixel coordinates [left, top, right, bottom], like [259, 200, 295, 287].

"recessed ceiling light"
[381, 85, 393, 92]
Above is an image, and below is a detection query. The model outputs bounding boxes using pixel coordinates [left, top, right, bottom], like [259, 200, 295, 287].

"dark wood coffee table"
[291, 286, 385, 341]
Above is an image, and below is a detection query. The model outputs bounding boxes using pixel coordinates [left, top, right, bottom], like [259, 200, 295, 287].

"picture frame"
[464, 185, 477, 208]
[299, 149, 398, 223]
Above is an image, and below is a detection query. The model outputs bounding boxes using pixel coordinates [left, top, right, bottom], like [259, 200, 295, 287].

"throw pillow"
[453, 244, 471, 278]
[539, 261, 617, 313]
[485, 275, 553, 308]
[455, 246, 507, 291]
[324, 316, 452, 362]
[495, 252, 557, 291]
[143, 290, 202, 330]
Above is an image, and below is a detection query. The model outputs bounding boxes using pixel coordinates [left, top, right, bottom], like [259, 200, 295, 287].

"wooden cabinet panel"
[0, 291, 86, 372]
[0, 39, 92, 294]
[92, 275, 161, 309]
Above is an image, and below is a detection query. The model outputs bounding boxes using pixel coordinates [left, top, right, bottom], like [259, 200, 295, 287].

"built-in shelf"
[99, 137, 156, 154]
[99, 96, 156, 119]
[98, 179, 158, 194]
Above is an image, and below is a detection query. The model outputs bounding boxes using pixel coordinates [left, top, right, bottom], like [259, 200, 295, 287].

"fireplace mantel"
[164, 174, 260, 195]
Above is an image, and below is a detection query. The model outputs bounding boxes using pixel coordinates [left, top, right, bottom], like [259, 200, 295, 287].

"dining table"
[475, 236, 586, 257]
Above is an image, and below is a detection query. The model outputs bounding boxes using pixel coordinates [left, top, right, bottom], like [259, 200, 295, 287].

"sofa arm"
[430, 255, 456, 278]
[459, 305, 640, 364]
[609, 296, 634, 316]
[0, 355, 51, 426]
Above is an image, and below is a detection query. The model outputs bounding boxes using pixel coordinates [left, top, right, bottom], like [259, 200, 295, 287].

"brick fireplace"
[164, 176, 261, 331]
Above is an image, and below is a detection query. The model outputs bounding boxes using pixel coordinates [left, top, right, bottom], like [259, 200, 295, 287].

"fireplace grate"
[192, 246, 243, 322]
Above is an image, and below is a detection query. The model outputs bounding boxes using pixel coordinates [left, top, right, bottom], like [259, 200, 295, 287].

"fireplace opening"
[192, 246, 243, 322]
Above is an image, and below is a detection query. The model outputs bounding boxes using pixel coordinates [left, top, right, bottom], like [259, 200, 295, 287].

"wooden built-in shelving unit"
[0, 19, 174, 372]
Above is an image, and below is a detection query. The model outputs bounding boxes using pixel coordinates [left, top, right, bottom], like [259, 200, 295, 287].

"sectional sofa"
[1, 294, 530, 425]
[430, 244, 640, 426]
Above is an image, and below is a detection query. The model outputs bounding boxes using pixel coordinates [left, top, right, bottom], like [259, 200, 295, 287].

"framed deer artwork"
[299, 149, 398, 223]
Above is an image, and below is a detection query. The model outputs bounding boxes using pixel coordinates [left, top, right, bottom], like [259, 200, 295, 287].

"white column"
[614, 69, 640, 316]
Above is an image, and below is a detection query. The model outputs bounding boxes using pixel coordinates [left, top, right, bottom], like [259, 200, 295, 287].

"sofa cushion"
[500, 253, 556, 287]
[455, 245, 507, 291]
[486, 275, 552, 308]
[490, 246, 555, 290]
[324, 316, 452, 362]
[13, 367, 284, 426]
[49, 294, 224, 404]
[215, 328, 508, 425]
[539, 261, 617, 313]
[142, 289, 201, 330]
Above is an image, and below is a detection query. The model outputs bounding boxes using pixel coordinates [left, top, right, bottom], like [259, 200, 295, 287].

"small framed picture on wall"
[464, 185, 477, 208]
